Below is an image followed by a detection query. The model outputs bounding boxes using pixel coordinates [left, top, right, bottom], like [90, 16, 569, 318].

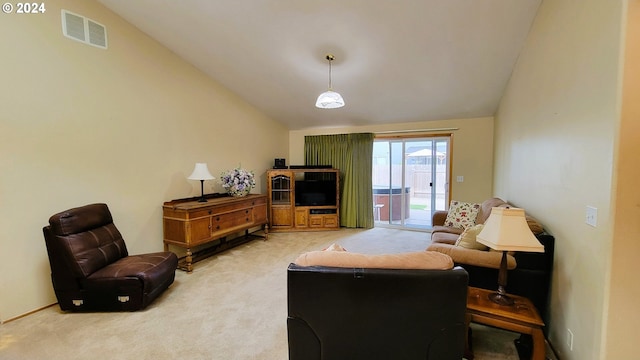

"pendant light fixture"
[315, 54, 345, 109]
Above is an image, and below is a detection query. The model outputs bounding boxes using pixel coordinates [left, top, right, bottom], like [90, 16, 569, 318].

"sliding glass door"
[372, 136, 450, 230]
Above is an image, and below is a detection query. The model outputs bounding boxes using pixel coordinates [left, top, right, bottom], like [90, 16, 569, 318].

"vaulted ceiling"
[98, 0, 541, 130]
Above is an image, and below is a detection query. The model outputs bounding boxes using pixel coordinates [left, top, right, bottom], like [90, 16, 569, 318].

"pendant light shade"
[315, 90, 345, 109]
[315, 54, 345, 109]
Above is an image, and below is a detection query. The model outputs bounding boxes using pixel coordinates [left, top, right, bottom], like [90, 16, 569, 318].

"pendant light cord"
[328, 57, 333, 90]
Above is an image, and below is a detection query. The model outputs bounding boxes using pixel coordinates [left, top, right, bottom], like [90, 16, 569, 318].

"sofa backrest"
[287, 264, 469, 360]
[476, 197, 508, 224]
[44, 203, 128, 279]
[293, 250, 454, 270]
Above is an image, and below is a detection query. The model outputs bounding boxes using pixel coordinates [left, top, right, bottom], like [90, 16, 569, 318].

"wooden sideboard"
[162, 194, 268, 272]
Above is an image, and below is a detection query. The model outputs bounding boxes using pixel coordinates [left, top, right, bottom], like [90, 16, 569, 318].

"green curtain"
[304, 133, 374, 228]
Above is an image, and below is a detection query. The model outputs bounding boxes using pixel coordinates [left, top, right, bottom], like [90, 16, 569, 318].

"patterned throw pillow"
[444, 200, 481, 229]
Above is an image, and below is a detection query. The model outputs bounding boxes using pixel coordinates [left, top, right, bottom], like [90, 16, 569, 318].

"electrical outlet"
[456, 176, 464, 182]
[567, 328, 574, 351]
[585, 206, 598, 227]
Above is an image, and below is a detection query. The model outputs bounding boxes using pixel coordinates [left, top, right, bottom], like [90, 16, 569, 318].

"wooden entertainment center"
[267, 168, 340, 232]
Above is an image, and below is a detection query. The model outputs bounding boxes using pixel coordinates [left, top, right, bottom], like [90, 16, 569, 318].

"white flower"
[220, 168, 256, 196]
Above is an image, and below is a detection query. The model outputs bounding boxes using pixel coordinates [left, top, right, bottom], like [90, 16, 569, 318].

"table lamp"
[476, 207, 544, 306]
[188, 163, 215, 202]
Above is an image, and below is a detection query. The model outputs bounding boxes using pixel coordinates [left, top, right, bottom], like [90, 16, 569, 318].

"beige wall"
[604, 1, 640, 358]
[0, 0, 288, 321]
[4, 4, 636, 358]
[493, 0, 625, 359]
[289, 117, 494, 204]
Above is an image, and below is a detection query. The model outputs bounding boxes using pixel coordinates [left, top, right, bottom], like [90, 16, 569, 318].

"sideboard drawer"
[212, 209, 253, 233]
[189, 208, 215, 219]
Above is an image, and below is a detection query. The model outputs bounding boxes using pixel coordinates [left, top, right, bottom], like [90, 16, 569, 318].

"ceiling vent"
[61, 10, 107, 49]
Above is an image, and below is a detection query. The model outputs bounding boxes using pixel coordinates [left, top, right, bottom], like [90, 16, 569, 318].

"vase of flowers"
[220, 167, 256, 197]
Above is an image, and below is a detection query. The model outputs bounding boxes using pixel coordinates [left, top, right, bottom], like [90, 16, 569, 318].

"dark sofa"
[287, 263, 469, 360]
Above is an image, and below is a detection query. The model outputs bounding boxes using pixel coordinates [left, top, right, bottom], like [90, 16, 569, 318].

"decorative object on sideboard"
[220, 167, 256, 197]
[476, 207, 544, 306]
[315, 54, 345, 109]
[187, 163, 215, 202]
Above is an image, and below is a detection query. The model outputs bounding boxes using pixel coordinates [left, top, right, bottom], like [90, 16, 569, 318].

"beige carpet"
[0, 227, 520, 359]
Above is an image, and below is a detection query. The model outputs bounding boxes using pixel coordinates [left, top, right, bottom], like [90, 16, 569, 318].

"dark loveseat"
[287, 253, 469, 360]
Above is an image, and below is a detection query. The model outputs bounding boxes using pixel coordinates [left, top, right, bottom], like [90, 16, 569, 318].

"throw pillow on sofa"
[323, 243, 347, 251]
[444, 200, 481, 229]
[455, 224, 488, 250]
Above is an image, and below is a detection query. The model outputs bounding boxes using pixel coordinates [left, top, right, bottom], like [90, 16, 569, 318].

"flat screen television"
[295, 173, 337, 206]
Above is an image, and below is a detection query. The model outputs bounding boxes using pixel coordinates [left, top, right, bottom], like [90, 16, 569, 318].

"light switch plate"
[586, 206, 597, 227]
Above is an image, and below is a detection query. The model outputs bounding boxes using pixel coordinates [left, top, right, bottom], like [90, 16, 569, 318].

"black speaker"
[274, 158, 287, 169]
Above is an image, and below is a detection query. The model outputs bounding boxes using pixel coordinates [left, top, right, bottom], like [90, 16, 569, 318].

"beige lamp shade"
[188, 163, 214, 181]
[476, 207, 544, 253]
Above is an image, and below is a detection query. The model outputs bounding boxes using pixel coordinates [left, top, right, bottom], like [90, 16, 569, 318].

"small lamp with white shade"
[188, 163, 215, 202]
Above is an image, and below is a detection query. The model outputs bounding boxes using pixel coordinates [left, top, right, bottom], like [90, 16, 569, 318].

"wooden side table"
[465, 287, 546, 360]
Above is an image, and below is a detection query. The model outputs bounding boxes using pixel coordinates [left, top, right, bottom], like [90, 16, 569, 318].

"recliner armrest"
[426, 243, 516, 270]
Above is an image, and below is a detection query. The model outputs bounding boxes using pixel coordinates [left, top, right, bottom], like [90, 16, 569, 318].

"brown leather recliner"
[287, 263, 469, 360]
[43, 203, 178, 311]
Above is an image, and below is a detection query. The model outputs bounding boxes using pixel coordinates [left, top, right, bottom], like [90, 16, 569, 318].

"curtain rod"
[375, 127, 459, 134]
